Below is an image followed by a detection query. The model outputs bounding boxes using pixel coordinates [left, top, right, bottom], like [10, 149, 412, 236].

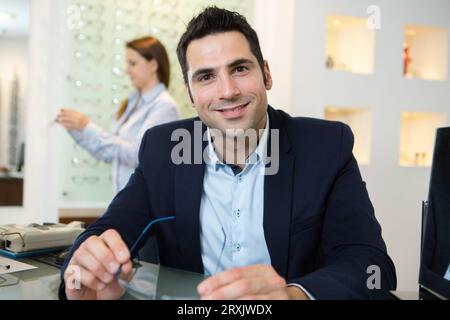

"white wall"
[0, 0, 67, 224]
[291, 0, 450, 291]
[254, 0, 295, 113]
[0, 38, 28, 167]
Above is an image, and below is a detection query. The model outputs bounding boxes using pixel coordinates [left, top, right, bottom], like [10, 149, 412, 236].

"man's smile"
[215, 102, 250, 119]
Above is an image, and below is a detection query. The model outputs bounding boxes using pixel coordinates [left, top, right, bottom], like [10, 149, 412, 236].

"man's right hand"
[64, 229, 133, 300]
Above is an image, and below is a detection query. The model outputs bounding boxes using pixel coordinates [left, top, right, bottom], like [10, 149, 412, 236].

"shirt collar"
[205, 111, 270, 170]
[129, 83, 166, 107]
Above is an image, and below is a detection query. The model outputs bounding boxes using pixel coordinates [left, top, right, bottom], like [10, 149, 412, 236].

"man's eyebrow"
[190, 59, 255, 81]
[227, 58, 254, 69]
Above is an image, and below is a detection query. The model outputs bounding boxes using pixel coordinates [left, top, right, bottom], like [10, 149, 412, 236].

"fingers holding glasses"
[64, 230, 133, 300]
[64, 258, 126, 300]
[67, 262, 108, 292]
[73, 240, 114, 285]
[100, 229, 131, 264]
[72, 231, 131, 281]
[99, 229, 133, 280]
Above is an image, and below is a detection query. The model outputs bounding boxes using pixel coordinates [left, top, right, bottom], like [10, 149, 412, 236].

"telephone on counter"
[0, 221, 85, 257]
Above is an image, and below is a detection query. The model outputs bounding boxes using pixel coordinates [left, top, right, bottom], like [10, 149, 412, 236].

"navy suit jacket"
[59, 106, 396, 299]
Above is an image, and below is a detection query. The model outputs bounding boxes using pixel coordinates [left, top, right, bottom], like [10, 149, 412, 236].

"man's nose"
[219, 74, 240, 100]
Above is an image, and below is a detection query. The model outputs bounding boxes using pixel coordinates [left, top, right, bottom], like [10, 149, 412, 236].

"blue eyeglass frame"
[115, 216, 175, 277]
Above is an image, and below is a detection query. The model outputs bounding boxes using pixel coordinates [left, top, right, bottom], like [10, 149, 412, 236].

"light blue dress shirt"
[445, 264, 450, 281]
[69, 83, 179, 193]
[200, 114, 271, 276]
[199, 112, 315, 299]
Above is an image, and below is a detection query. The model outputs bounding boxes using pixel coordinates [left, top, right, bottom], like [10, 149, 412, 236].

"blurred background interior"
[0, 0, 449, 294]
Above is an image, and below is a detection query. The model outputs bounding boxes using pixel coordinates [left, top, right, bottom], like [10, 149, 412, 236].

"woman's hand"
[57, 109, 90, 131]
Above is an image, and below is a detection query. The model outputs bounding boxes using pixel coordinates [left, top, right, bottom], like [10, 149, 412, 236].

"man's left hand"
[197, 265, 309, 300]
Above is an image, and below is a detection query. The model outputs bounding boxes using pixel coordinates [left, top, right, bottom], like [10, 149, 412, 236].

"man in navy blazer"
[60, 7, 396, 300]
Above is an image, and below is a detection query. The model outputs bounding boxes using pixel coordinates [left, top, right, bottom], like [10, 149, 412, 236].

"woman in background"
[57, 36, 179, 193]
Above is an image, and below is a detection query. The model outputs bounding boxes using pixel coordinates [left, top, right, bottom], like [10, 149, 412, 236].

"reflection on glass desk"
[0, 259, 60, 300]
[0, 259, 205, 300]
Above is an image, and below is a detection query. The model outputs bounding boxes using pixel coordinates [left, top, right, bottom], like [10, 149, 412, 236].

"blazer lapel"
[175, 120, 207, 274]
[264, 107, 295, 278]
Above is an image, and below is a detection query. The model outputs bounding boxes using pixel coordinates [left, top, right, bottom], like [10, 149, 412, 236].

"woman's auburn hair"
[116, 36, 171, 120]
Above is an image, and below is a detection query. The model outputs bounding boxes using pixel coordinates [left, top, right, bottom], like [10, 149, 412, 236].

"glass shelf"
[399, 111, 446, 167]
[403, 24, 448, 81]
[324, 106, 372, 165]
[325, 14, 375, 75]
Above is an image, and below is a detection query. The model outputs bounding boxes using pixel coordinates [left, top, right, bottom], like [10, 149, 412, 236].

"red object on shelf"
[403, 43, 412, 76]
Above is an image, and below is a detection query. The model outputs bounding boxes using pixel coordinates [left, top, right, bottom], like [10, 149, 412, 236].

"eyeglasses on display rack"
[67, 75, 104, 91]
[74, 33, 103, 44]
[111, 83, 131, 92]
[149, 11, 179, 24]
[61, 0, 255, 198]
[150, 0, 180, 9]
[111, 37, 121, 47]
[71, 157, 100, 168]
[77, 18, 105, 32]
[75, 3, 105, 17]
[114, 23, 140, 34]
[148, 27, 178, 40]
[84, 113, 105, 122]
[114, 8, 144, 24]
[114, 0, 143, 10]
[73, 97, 103, 106]
[71, 175, 101, 186]
[113, 52, 124, 62]
[74, 50, 105, 63]
[112, 66, 126, 77]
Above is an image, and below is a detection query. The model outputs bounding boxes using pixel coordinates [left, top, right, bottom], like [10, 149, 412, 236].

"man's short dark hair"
[176, 6, 267, 87]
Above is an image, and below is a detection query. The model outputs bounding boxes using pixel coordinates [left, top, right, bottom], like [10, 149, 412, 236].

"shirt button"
[235, 243, 241, 252]
[236, 209, 241, 218]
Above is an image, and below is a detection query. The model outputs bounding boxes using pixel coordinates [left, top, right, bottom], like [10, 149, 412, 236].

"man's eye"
[199, 74, 213, 82]
[234, 66, 248, 73]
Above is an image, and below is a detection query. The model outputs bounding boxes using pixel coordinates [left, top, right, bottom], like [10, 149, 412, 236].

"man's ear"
[264, 60, 273, 90]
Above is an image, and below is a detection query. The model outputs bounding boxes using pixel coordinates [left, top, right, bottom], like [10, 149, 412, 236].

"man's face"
[185, 31, 272, 134]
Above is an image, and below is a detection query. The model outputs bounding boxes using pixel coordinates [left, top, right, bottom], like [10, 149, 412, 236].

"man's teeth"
[221, 104, 246, 112]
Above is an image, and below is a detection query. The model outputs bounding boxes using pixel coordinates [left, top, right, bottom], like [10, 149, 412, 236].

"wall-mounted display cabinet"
[325, 14, 375, 75]
[399, 111, 446, 167]
[324, 106, 372, 165]
[403, 24, 448, 81]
